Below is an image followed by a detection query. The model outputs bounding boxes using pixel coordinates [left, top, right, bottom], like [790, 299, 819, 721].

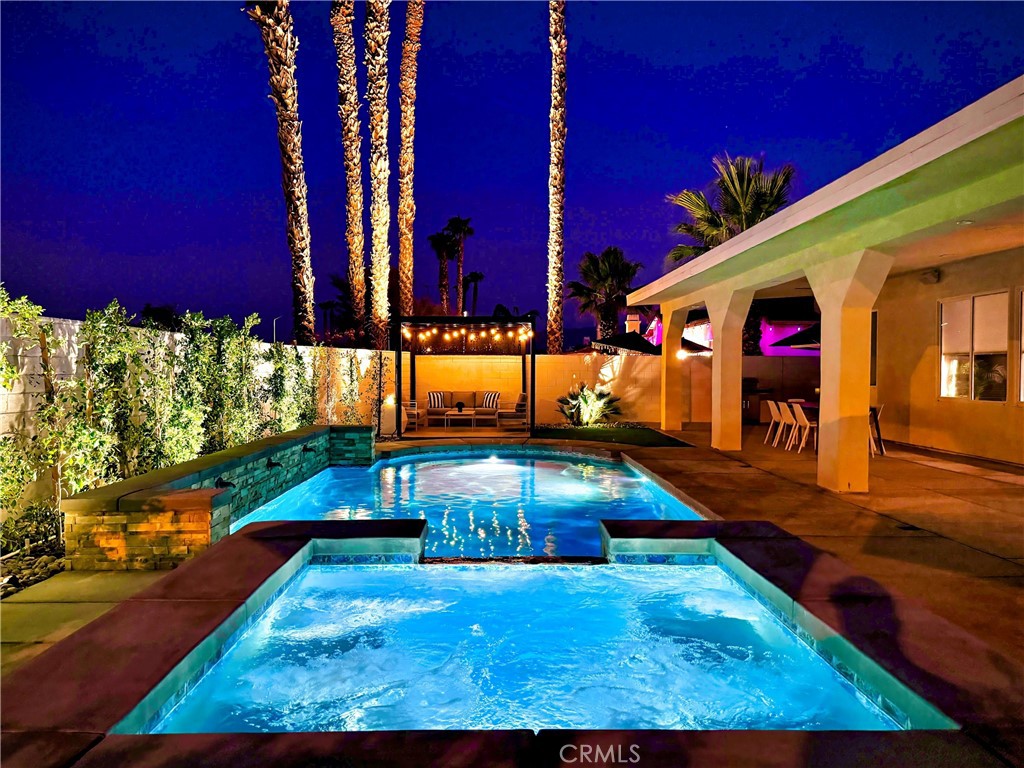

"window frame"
[938, 290, 1010, 403]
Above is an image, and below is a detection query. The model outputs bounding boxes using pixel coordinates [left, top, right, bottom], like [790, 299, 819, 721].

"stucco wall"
[410, 353, 712, 424]
[875, 248, 1023, 464]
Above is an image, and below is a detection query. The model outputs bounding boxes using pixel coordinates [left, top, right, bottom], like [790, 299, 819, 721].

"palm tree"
[462, 271, 484, 315]
[397, 0, 425, 318]
[442, 216, 474, 315]
[428, 231, 454, 314]
[329, 0, 367, 332]
[667, 153, 795, 263]
[546, 0, 567, 353]
[567, 247, 642, 340]
[365, 0, 392, 349]
[247, 0, 316, 345]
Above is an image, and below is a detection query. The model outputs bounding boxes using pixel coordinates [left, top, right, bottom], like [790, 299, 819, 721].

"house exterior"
[629, 76, 1023, 492]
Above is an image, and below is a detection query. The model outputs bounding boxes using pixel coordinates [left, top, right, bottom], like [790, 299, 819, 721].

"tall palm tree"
[667, 154, 795, 263]
[329, 0, 367, 332]
[365, 0, 392, 349]
[545, 0, 567, 353]
[397, 0, 425, 318]
[442, 216, 474, 315]
[462, 271, 484, 315]
[247, 0, 316, 345]
[567, 247, 642, 340]
[428, 231, 454, 314]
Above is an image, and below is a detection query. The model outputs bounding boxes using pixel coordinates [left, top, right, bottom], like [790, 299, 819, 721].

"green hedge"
[0, 287, 316, 554]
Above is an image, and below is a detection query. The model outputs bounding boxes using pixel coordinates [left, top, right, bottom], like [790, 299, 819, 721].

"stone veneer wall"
[328, 426, 376, 466]
[63, 425, 375, 571]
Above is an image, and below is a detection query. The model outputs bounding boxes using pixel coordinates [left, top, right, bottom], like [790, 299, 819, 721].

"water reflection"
[233, 456, 698, 556]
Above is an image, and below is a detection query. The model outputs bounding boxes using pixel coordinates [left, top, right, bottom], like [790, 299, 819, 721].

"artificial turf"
[530, 426, 692, 447]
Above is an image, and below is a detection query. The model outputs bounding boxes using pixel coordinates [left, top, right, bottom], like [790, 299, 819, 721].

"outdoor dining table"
[787, 401, 886, 456]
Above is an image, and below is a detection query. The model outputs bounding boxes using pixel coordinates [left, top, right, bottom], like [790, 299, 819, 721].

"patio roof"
[629, 76, 1024, 307]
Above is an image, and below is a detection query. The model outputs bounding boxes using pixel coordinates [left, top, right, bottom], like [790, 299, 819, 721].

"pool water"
[151, 564, 898, 733]
[231, 455, 699, 557]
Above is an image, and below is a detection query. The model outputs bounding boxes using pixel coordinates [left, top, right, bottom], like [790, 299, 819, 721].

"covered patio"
[630, 77, 1023, 492]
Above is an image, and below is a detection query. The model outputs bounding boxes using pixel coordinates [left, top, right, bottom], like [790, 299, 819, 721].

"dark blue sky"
[2, 2, 1022, 341]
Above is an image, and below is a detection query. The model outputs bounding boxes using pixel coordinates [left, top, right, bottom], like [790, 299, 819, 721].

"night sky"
[2, 2, 1022, 343]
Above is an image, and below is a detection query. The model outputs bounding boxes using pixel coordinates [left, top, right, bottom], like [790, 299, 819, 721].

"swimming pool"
[231, 453, 700, 557]
[150, 564, 900, 733]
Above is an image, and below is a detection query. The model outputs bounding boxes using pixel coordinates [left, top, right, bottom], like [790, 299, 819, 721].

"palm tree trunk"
[397, 0, 424, 319]
[439, 257, 449, 314]
[545, 0, 567, 354]
[455, 238, 464, 315]
[329, 0, 367, 333]
[471, 281, 479, 315]
[597, 305, 617, 340]
[365, 0, 392, 349]
[248, 0, 316, 345]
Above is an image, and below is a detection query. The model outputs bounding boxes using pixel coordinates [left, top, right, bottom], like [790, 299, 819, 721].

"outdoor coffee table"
[444, 408, 476, 431]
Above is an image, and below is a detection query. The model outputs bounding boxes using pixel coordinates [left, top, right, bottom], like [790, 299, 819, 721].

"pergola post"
[705, 287, 754, 451]
[805, 250, 893, 492]
[392, 318, 403, 439]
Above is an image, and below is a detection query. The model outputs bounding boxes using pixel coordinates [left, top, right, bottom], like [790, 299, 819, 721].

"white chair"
[402, 400, 424, 431]
[764, 400, 782, 445]
[774, 402, 797, 448]
[791, 403, 817, 453]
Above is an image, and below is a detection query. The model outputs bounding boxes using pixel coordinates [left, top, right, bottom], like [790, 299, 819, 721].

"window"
[940, 292, 1008, 401]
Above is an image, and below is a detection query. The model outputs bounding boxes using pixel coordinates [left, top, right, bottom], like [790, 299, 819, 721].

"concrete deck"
[1, 571, 168, 676]
[657, 425, 1024, 663]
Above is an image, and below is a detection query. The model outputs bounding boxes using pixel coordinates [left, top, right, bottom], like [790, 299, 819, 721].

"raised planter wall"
[62, 426, 375, 571]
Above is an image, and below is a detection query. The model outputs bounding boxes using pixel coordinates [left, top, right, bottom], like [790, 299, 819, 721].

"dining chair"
[764, 400, 782, 445]
[869, 404, 885, 456]
[791, 403, 818, 453]
[774, 402, 797, 448]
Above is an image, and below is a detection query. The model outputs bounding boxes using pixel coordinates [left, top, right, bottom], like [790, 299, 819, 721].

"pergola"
[390, 315, 537, 438]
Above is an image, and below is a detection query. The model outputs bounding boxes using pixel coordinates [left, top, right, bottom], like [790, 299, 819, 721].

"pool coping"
[2, 519, 1021, 767]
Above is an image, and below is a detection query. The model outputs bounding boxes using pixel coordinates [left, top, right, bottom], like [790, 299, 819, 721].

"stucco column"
[660, 303, 687, 431]
[705, 288, 754, 451]
[806, 250, 893, 493]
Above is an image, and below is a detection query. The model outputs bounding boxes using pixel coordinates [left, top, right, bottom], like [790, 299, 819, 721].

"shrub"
[556, 383, 622, 426]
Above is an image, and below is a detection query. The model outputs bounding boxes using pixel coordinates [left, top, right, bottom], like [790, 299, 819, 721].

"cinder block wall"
[62, 425, 375, 570]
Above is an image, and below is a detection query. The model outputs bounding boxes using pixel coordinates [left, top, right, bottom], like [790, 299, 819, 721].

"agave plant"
[556, 383, 622, 427]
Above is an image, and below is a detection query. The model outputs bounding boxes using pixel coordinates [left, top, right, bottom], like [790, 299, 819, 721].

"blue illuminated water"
[152, 564, 898, 732]
[231, 454, 700, 557]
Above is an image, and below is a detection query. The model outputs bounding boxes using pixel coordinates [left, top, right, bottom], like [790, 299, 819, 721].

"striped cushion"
[427, 391, 445, 408]
[481, 391, 500, 409]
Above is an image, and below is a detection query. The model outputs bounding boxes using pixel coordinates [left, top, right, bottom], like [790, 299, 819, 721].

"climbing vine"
[0, 289, 323, 554]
